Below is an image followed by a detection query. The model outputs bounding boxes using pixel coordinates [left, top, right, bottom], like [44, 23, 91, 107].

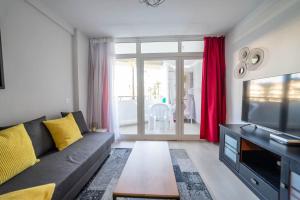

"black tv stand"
[219, 124, 300, 200]
[240, 123, 257, 129]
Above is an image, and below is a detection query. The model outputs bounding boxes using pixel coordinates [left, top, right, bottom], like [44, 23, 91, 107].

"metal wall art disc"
[234, 62, 248, 79]
[247, 48, 264, 71]
[239, 47, 250, 62]
[140, 0, 166, 7]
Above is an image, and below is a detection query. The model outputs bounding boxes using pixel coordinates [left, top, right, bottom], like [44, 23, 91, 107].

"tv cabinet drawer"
[240, 164, 278, 200]
[291, 171, 300, 191]
[290, 171, 300, 200]
[225, 134, 238, 149]
[224, 145, 237, 163]
[219, 127, 240, 172]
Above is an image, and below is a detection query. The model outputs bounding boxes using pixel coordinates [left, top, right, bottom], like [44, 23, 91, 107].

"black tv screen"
[242, 73, 300, 138]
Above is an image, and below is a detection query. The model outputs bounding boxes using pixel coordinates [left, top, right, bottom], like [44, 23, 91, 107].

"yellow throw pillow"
[0, 124, 39, 185]
[0, 183, 55, 200]
[43, 114, 83, 151]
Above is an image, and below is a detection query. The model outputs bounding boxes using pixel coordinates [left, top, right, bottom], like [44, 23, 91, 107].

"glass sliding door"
[143, 60, 177, 136]
[114, 58, 138, 135]
[182, 59, 202, 137]
[114, 38, 203, 140]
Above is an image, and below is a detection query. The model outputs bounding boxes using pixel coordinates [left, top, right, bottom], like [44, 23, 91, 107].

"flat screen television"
[242, 73, 300, 138]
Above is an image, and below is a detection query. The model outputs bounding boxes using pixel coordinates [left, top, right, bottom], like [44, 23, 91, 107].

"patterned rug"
[77, 148, 213, 200]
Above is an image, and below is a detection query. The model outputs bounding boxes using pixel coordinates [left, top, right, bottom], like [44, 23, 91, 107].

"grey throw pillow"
[61, 111, 89, 134]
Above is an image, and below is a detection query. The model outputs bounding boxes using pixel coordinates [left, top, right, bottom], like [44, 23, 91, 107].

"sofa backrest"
[0, 110, 89, 157]
[0, 116, 55, 158]
[61, 111, 89, 134]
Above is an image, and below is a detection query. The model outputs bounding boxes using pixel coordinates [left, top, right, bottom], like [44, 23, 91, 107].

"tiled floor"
[120, 122, 200, 135]
[113, 141, 258, 200]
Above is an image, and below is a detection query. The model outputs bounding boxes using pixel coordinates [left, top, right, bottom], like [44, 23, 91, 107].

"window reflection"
[248, 77, 284, 103]
[289, 73, 300, 101]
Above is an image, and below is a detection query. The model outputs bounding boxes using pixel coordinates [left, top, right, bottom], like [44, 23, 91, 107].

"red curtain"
[200, 37, 226, 142]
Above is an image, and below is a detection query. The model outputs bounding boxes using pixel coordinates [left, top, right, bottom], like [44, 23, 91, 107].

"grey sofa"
[0, 111, 114, 200]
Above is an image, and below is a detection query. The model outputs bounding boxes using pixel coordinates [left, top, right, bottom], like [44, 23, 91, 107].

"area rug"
[77, 148, 213, 200]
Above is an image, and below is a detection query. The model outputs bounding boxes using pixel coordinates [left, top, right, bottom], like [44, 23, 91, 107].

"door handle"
[276, 161, 281, 166]
[280, 182, 287, 189]
[250, 178, 258, 185]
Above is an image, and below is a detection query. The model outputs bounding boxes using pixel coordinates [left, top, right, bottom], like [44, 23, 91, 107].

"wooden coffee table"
[113, 141, 180, 200]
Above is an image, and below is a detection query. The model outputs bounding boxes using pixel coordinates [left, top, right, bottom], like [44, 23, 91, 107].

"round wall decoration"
[235, 47, 265, 79]
[234, 62, 248, 79]
[247, 48, 264, 71]
[239, 47, 250, 62]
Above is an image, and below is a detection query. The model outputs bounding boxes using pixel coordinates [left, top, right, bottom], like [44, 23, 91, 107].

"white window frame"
[114, 35, 203, 141]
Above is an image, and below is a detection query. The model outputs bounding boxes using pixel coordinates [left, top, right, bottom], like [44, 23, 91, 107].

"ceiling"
[40, 0, 267, 37]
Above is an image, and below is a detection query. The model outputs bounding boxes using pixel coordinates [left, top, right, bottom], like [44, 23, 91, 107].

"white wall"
[73, 30, 89, 119]
[0, 0, 89, 125]
[225, 0, 300, 123]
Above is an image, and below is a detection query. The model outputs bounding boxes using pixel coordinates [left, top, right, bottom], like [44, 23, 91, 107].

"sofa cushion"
[0, 124, 39, 184]
[0, 132, 114, 200]
[0, 117, 55, 157]
[0, 183, 55, 200]
[61, 111, 89, 134]
[43, 114, 83, 151]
